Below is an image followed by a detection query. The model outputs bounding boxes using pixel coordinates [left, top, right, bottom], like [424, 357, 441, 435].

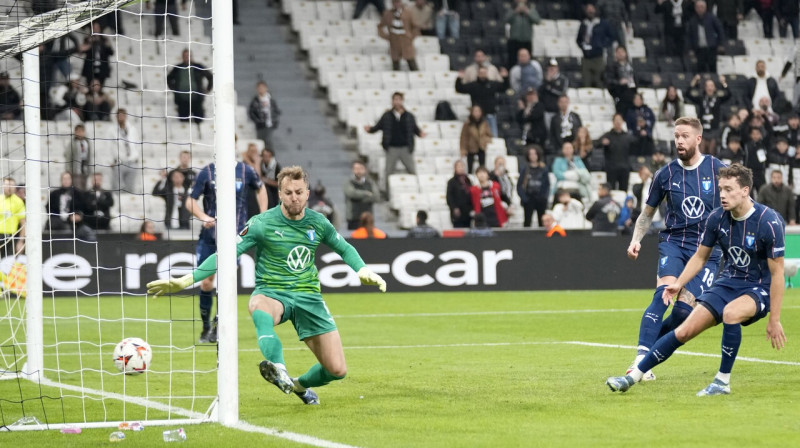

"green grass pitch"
[0, 289, 798, 447]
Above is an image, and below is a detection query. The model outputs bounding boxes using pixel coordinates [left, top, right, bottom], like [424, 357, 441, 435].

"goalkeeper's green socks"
[252, 309, 285, 366]
[298, 363, 346, 388]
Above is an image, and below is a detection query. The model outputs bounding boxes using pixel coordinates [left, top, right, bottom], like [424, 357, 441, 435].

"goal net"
[0, 0, 240, 430]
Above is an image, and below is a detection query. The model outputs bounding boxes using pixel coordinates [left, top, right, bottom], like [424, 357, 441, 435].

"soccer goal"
[0, 0, 240, 430]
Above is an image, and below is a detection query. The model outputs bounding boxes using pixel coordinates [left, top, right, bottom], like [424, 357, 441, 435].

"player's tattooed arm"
[631, 205, 656, 245]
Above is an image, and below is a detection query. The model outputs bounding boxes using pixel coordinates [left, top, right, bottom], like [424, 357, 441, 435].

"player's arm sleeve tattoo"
[630, 205, 656, 245]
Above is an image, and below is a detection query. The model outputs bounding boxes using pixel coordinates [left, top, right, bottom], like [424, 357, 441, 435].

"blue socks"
[199, 289, 213, 331]
[638, 330, 683, 373]
[637, 285, 669, 354]
[658, 300, 694, 338]
[720, 323, 741, 375]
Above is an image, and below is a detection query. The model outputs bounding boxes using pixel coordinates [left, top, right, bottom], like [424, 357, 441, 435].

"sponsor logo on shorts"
[660, 256, 668, 266]
[287, 245, 312, 272]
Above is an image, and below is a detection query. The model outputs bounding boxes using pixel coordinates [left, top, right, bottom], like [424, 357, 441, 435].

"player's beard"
[677, 142, 697, 162]
[283, 201, 306, 218]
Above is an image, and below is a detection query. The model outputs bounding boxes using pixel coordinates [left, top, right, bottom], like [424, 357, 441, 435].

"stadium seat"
[370, 54, 393, 71]
[577, 88, 608, 105]
[344, 54, 372, 72]
[361, 36, 388, 55]
[325, 20, 352, 38]
[351, 20, 378, 37]
[434, 71, 459, 90]
[316, 1, 343, 20]
[335, 36, 362, 55]
[408, 71, 437, 89]
[415, 36, 441, 55]
[533, 20, 558, 39]
[422, 54, 451, 72]
[555, 20, 580, 38]
[354, 71, 382, 89]
[470, 1, 496, 20]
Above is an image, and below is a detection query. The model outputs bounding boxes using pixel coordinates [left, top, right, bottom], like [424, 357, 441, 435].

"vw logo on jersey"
[745, 235, 755, 248]
[728, 246, 751, 268]
[286, 245, 312, 272]
[681, 196, 705, 219]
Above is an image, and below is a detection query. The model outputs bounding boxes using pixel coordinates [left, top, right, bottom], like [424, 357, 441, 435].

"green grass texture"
[0, 289, 798, 447]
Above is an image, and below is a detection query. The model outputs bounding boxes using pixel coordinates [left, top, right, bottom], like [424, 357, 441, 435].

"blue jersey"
[189, 162, 263, 240]
[646, 155, 726, 248]
[701, 202, 785, 286]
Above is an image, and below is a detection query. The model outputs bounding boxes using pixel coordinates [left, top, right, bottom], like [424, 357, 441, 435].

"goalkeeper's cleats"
[626, 364, 656, 381]
[198, 329, 211, 344]
[606, 375, 636, 392]
[357, 267, 387, 292]
[697, 379, 730, 396]
[294, 388, 319, 405]
[259, 361, 294, 394]
[208, 325, 218, 343]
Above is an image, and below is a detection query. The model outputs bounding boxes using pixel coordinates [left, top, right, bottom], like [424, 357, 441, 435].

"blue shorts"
[697, 280, 771, 326]
[657, 241, 721, 298]
[196, 237, 217, 265]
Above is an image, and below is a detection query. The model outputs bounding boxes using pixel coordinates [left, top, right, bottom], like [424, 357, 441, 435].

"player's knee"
[200, 277, 214, 291]
[673, 324, 693, 343]
[722, 307, 743, 325]
[328, 365, 347, 379]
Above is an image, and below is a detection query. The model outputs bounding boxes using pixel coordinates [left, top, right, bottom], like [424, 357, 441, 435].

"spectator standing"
[378, 0, 420, 71]
[169, 150, 197, 190]
[462, 49, 503, 83]
[489, 156, 514, 207]
[455, 66, 509, 137]
[149, 0, 186, 37]
[551, 189, 586, 229]
[113, 108, 140, 193]
[782, 113, 800, 147]
[259, 148, 281, 210]
[470, 166, 508, 228]
[625, 93, 656, 156]
[655, 0, 693, 57]
[409, 0, 435, 36]
[539, 59, 569, 125]
[768, 136, 792, 178]
[48, 172, 88, 235]
[407, 210, 440, 238]
[83, 173, 113, 231]
[248, 81, 281, 150]
[46, 33, 81, 82]
[758, 170, 796, 224]
[659, 85, 685, 126]
[309, 183, 337, 225]
[82, 79, 114, 121]
[460, 105, 493, 173]
[242, 143, 263, 217]
[344, 161, 380, 231]
[433, 0, 460, 39]
[509, 48, 543, 96]
[755, 0, 776, 38]
[80, 22, 114, 86]
[745, 126, 769, 192]
[504, 0, 541, 69]
[574, 126, 596, 167]
[597, 0, 630, 46]
[600, 114, 635, 191]
[576, 3, 614, 88]
[605, 46, 637, 115]
[137, 221, 158, 241]
[552, 141, 593, 200]
[50, 75, 86, 122]
[776, 0, 800, 39]
[685, 75, 731, 135]
[718, 134, 746, 165]
[747, 60, 781, 110]
[517, 88, 547, 147]
[549, 95, 583, 156]
[709, 0, 744, 39]
[687, 1, 726, 74]
[353, 0, 386, 19]
[0, 177, 25, 257]
[648, 147, 671, 173]
[64, 124, 93, 190]
[618, 195, 638, 235]
[517, 146, 550, 227]
[446, 160, 472, 228]
[364, 92, 426, 190]
[153, 170, 190, 230]
[167, 49, 213, 124]
[351, 212, 387, 239]
[0, 72, 21, 120]
[542, 212, 567, 237]
[586, 182, 621, 236]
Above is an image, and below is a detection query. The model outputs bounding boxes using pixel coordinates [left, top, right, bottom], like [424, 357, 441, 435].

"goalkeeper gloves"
[146, 274, 194, 297]
[357, 267, 387, 293]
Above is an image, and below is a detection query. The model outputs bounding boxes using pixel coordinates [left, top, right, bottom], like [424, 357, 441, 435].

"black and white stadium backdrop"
[38, 233, 659, 294]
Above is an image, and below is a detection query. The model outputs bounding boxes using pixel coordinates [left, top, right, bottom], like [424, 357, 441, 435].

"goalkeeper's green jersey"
[231, 206, 366, 293]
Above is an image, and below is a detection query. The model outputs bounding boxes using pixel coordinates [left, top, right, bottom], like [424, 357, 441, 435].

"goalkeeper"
[147, 166, 386, 405]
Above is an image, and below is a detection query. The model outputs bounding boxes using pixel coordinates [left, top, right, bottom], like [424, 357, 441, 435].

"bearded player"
[624, 117, 726, 379]
[147, 166, 387, 405]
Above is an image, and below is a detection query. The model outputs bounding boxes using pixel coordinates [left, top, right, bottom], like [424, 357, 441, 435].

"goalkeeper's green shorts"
[252, 288, 337, 341]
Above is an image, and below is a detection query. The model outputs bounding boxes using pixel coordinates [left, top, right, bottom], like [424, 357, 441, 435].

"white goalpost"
[0, 0, 240, 430]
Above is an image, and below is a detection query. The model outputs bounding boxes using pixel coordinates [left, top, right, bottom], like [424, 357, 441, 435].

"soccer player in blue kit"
[186, 161, 267, 343]
[624, 117, 726, 380]
[607, 164, 787, 395]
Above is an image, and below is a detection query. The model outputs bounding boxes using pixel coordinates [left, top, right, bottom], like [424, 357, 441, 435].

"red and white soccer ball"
[113, 337, 152, 374]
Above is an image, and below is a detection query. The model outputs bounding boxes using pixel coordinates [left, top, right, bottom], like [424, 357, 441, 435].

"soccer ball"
[113, 337, 152, 374]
